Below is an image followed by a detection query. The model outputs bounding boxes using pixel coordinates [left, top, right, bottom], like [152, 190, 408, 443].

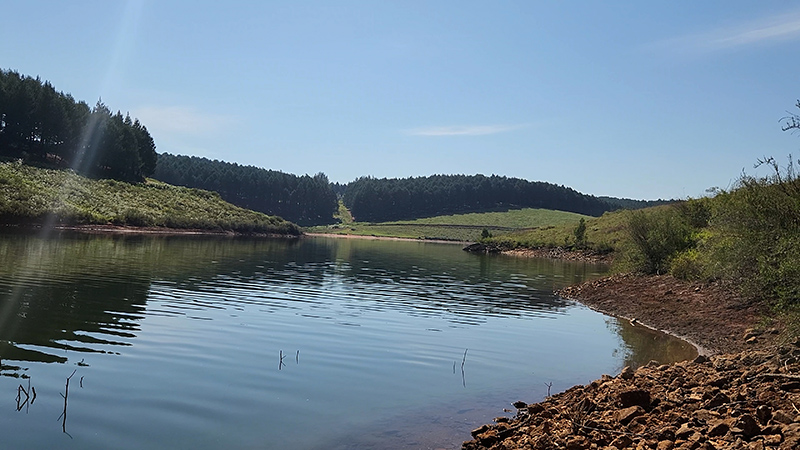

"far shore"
[1, 223, 301, 238]
[303, 231, 469, 244]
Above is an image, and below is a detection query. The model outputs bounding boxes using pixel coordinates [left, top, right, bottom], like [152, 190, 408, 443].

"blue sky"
[3, 1, 800, 200]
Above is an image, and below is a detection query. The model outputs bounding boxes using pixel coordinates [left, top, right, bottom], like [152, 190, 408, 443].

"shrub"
[622, 207, 694, 275]
[573, 218, 587, 248]
[669, 248, 706, 281]
[707, 156, 800, 306]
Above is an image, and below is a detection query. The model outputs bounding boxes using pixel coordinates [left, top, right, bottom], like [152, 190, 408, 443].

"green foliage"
[0, 162, 300, 235]
[307, 207, 589, 241]
[705, 156, 800, 306]
[396, 208, 589, 228]
[482, 209, 628, 252]
[342, 174, 667, 223]
[333, 200, 354, 224]
[621, 206, 695, 275]
[669, 248, 706, 281]
[573, 218, 587, 248]
[152, 153, 338, 226]
[0, 69, 157, 182]
[481, 228, 491, 239]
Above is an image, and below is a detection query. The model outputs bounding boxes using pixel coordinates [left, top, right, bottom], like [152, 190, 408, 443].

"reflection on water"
[611, 318, 697, 368]
[0, 232, 695, 449]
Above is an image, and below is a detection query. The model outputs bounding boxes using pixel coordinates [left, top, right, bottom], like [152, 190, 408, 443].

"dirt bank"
[557, 274, 781, 356]
[461, 273, 798, 449]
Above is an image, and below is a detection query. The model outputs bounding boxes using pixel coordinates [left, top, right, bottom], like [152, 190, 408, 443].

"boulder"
[619, 389, 651, 408]
[616, 405, 645, 425]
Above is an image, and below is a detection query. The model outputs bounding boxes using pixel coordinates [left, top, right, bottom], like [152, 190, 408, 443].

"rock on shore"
[462, 346, 800, 450]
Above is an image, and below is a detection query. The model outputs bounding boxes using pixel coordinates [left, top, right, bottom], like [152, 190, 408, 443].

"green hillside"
[308, 206, 589, 241]
[0, 161, 300, 235]
[482, 207, 637, 251]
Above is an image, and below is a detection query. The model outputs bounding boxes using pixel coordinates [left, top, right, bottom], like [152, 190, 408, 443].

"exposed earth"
[461, 270, 799, 450]
[557, 273, 780, 356]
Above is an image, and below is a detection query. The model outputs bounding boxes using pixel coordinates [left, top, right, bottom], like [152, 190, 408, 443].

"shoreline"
[303, 231, 469, 244]
[462, 262, 798, 449]
[1, 223, 302, 238]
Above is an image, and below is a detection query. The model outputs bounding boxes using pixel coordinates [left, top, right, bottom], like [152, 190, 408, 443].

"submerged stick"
[58, 369, 77, 435]
[460, 349, 468, 388]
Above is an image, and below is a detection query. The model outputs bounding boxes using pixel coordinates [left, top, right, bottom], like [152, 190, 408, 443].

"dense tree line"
[342, 174, 662, 222]
[598, 196, 671, 210]
[0, 69, 157, 182]
[152, 153, 338, 226]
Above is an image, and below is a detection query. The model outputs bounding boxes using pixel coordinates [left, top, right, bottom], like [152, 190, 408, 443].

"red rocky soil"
[461, 274, 799, 450]
[557, 273, 779, 355]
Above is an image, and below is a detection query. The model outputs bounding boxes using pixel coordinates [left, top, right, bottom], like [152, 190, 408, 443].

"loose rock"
[462, 348, 800, 450]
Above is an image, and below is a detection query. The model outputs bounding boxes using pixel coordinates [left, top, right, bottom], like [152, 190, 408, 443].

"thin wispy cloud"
[408, 124, 527, 136]
[132, 105, 234, 136]
[651, 9, 800, 54]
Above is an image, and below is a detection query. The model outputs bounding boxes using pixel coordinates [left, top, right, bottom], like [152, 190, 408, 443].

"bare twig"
[16, 378, 35, 412]
[566, 398, 596, 435]
[58, 369, 77, 434]
[544, 382, 553, 398]
[754, 373, 800, 381]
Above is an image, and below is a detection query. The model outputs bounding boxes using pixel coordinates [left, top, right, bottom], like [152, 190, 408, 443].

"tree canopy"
[342, 174, 664, 222]
[0, 69, 156, 182]
[152, 153, 338, 226]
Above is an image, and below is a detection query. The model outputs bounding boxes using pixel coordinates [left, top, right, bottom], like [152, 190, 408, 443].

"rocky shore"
[463, 243, 613, 264]
[461, 273, 799, 450]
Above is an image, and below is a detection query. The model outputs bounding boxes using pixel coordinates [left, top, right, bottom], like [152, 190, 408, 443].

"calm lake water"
[0, 232, 695, 449]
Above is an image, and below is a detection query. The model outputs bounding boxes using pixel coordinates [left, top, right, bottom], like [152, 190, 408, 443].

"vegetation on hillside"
[480, 207, 631, 252]
[308, 207, 589, 241]
[617, 157, 800, 307]
[611, 98, 800, 311]
[488, 155, 800, 309]
[483, 102, 800, 314]
[0, 69, 157, 182]
[342, 174, 669, 223]
[0, 161, 300, 235]
[153, 153, 338, 226]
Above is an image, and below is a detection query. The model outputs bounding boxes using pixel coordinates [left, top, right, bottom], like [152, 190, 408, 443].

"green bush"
[703, 157, 800, 306]
[114, 209, 156, 227]
[622, 207, 695, 275]
[573, 218, 587, 248]
[669, 248, 705, 281]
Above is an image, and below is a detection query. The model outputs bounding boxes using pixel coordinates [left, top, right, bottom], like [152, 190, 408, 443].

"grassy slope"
[0, 161, 300, 235]
[308, 206, 591, 242]
[483, 208, 635, 251]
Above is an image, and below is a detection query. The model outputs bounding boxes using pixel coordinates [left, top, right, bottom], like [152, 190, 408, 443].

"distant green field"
[388, 208, 589, 228]
[307, 207, 590, 242]
[484, 208, 632, 250]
